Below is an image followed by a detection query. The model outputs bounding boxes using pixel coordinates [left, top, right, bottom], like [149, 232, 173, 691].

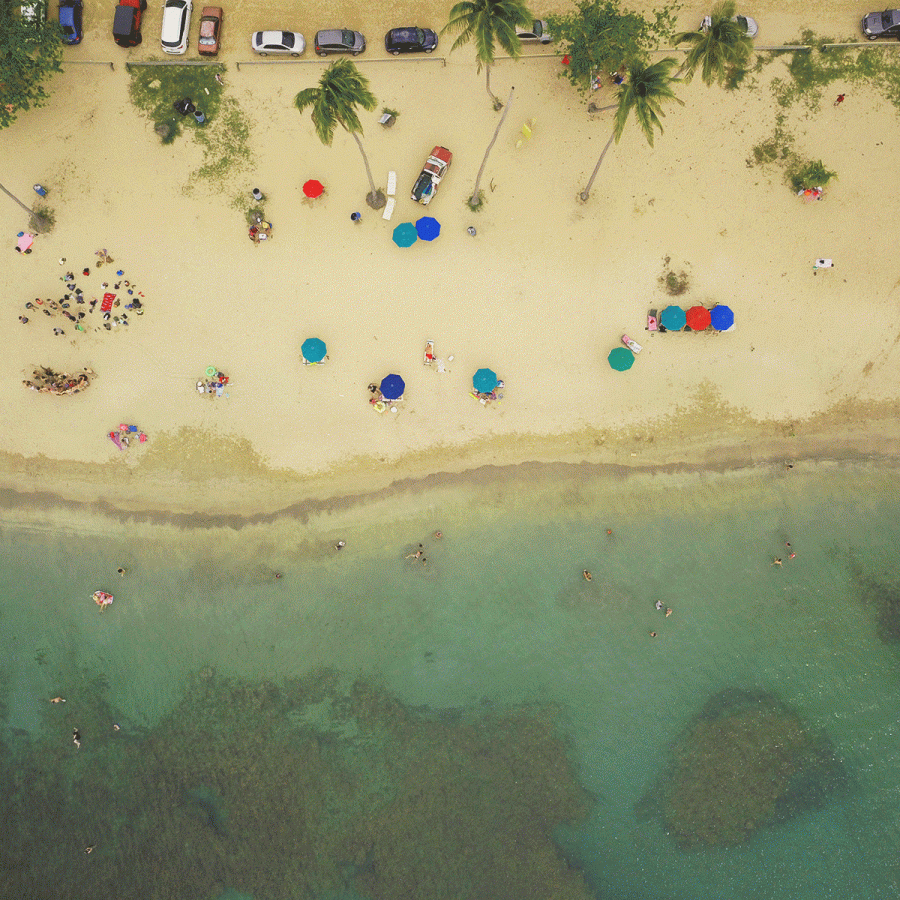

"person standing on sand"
[834, 94, 845, 107]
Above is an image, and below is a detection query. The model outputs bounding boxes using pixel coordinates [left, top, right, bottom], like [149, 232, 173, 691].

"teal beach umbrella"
[660, 305, 686, 331]
[608, 347, 634, 371]
[392, 222, 418, 248]
[301, 338, 327, 363]
[472, 368, 498, 393]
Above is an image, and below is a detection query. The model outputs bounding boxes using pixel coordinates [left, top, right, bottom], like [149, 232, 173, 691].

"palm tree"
[580, 57, 683, 202]
[673, 0, 753, 87]
[442, 0, 534, 109]
[295, 59, 384, 208]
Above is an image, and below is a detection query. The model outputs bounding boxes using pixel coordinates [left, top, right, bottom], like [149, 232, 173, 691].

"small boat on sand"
[92, 590, 113, 611]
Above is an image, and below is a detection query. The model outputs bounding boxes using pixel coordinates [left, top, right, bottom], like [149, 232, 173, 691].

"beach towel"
[101, 292, 115, 312]
[109, 431, 124, 450]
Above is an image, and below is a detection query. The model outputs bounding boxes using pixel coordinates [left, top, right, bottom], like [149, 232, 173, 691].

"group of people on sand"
[23, 366, 95, 395]
[17, 251, 145, 335]
[196, 370, 231, 398]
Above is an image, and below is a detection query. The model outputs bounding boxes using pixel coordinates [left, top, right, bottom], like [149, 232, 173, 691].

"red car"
[113, 0, 146, 46]
[198, 6, 222, 55]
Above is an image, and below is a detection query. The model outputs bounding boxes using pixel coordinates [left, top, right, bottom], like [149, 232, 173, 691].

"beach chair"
[622, 335, 643, 353]
[387, 171, 396, 197]
[647, 309, 658, 332]
[424, 340, 435, 365]
[382, 198, 395, 221]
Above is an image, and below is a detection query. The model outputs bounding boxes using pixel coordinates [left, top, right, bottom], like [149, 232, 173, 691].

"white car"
[700, 12, 758, 38]
[161, 0, 192, 53]
[251, 30, 306, 55]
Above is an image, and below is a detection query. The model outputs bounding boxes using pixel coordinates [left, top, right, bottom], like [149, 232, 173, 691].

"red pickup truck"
[411, 146, 452, 205]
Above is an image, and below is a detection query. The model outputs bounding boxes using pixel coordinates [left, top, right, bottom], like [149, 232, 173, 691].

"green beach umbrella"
[301, 337, 327, 363]
[392, 222, 418, 248]
[608, 347, 634, 371]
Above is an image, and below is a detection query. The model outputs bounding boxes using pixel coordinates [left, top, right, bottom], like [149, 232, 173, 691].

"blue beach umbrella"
[380, 373, 405, 400]
[301, 337, 327, 363]
[607, 347, 634, 371]
[415, 216, 441, 241]
[392, 222, 418, 248]
[472, 368, 498, 393]
[660, 305, 686, 332]
[710, 304, 735, 331]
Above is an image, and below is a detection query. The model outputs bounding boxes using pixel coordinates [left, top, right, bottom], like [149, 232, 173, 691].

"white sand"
[1, 0, 899, 513]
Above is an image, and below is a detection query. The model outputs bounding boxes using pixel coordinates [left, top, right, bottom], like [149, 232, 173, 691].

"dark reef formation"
[0, 668, 592, 900]
[638, 689, 848, 850]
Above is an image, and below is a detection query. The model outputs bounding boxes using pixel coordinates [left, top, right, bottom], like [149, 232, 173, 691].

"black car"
[384, 26, 437, 54]
[58, 0, 82, 43]
[113, 0, 147, 47]
[862, 8, 900, 39]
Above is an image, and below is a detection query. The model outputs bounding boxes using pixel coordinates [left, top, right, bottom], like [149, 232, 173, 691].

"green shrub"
[789, 159, 837, 193]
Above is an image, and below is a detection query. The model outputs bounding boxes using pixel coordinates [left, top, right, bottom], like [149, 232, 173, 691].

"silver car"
[516, 19, 551, 43]
[314, 28, 366, 56]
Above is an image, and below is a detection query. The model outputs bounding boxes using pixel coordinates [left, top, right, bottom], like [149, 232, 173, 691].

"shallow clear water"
[1, 460, 898, 899]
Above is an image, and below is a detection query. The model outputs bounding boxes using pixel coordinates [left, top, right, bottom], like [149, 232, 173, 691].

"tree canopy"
[547, 0, 678, 95]
[443, 0, 533, 107]
[0, 0, 63, 129]
[295, 59, 384, 207]
[673, 0, 753, 87]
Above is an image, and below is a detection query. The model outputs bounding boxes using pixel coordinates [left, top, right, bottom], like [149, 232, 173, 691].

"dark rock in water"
[639, 689, 848, 850]
[185, 786, 228, 836]
[849, 565, 900, 644]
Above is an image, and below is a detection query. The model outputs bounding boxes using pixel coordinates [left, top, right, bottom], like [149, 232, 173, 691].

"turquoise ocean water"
[1, 460, 898, 899]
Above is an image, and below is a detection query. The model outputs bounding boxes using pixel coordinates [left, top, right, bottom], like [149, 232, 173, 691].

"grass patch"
[466, 190, 485, 212]
[658, 258, 690, 296]
[128, 63, 224, 144]
[788, 158, 837, 193]
[382, 107, 400, 119]
[768, 31, 900, 114]
[188, 97, 253, 189]
[30, 203, 55, 233]
[747, 113, 794, 167]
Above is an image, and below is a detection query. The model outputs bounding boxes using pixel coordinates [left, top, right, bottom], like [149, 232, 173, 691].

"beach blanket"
[109, 431, 124, 450]
[101, 292, 115, 312]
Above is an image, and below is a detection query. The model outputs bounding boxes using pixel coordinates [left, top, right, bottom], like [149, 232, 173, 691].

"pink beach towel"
[108, 431, 124, 451]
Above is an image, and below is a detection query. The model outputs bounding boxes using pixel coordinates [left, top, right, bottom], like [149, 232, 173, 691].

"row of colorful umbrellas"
[298, 352, 498, 399]
[393, 217, 441, 247]
[660, 304, 734, 332]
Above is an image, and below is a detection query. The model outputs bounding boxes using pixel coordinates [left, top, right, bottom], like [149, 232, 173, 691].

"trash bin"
[193, 110, 206, 124]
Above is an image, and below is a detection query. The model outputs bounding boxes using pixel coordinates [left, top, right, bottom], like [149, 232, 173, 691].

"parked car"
[58, 0, 82, 42]
[700, 12, 758, 38]
[197, 6, 221, 55]
[862, 9, 900, 39]
[161, 0, 191, 53]
[384, 26, 437, 54]
[314, 28, 365, 56]
[411, 146, 452, 205]
[516, 19, 551, 43]
[251, 30, 305, 55]
[113, 0, 146, 47]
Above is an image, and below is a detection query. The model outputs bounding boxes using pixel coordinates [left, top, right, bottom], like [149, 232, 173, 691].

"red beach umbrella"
[686, 305, 711, 331]
[303, 179, 324, 198]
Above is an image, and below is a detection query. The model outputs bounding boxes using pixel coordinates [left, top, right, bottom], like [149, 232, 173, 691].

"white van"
[161, 0, 192, 53]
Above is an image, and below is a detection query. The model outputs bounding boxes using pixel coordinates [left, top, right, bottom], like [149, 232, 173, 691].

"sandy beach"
[2, 0, 899, 515]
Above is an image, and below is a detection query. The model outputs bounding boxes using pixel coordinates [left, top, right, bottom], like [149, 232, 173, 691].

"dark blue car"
[58, 0, 83, 44]
[384, 27, 437, 54]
